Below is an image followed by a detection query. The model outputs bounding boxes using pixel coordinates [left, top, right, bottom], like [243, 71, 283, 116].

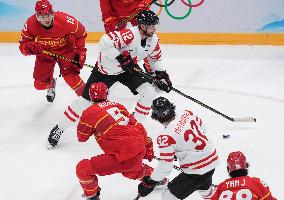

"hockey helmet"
[35, 0, 53, 15]
[89, 82, 108, 102]
[137, 10, 159, 26]
[151, 97, 176, 123]
[227, 151, 249, 172]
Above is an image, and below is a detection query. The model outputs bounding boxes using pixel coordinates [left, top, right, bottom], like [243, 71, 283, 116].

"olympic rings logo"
[151, 0, 205, 20]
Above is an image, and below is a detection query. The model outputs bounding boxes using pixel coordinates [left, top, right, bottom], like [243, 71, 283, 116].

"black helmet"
[137, 10, 159, 26]
[151, 97, 176, 123]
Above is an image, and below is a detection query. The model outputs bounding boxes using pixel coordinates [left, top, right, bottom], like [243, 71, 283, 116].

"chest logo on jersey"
[36, 37, 66, 47]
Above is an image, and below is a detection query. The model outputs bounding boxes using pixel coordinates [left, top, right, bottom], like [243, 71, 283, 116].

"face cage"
[36, 12, 54, 22]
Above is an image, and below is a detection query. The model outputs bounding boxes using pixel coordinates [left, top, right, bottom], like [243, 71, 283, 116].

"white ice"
[0, 44, 283, 200]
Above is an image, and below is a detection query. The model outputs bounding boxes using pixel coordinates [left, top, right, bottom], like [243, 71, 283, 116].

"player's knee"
[76, 159, 94, 179]
[34, 79, 49, 90]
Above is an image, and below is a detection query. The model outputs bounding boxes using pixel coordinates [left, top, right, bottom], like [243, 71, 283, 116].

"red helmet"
[89, 82, 108, 102]
[227, 151, 248, 172]
[35, 0, 53, 14]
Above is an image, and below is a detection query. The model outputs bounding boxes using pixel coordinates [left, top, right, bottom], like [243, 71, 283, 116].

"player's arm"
[73, 21, 87, 49]
[150, 134, 176, 182]
[19, 21, 43, 56]
[256, 178, 278, 200]
[146, 38, 172, 92]
[64, 14, 87, 68]
[99, 0, 117, 33]
[77, 113, 95, 142]
[146, 38, 163, 72]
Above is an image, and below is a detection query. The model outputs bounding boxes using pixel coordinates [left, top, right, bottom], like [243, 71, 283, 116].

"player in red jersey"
[211, 151, 277, 200]
[19, 0, 87, 102]
[99, 0, 153, 33]
[75, 82, 168, 200]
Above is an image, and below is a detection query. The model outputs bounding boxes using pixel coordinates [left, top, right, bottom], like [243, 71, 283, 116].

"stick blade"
[233, 117, 256, 122]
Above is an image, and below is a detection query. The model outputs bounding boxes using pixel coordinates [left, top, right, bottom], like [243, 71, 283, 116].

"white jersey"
[97, 26, 163, 75]
[151, 110, 219, 181]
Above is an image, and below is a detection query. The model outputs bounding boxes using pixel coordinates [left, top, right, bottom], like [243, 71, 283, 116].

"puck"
[223, 134, 230, 139]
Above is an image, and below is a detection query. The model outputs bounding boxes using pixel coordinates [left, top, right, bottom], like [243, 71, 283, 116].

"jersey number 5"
[184, 120, 208, 150]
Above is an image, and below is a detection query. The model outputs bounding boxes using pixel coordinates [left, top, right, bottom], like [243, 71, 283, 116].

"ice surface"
[0, 44, 283, 199]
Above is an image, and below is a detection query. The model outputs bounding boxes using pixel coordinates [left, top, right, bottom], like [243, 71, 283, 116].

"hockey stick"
[42, 50, 95, 68]
[154, 156, 183, 172]
[43, 50, 256, 122]
[134, 194, 141, 200]
[136, 70, 256, 123]
[171, 87, 256, 122]
[117, 0, 156, 28]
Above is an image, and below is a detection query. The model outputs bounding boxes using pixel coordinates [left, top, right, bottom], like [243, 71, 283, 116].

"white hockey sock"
[58, 97, 92, 130]
[134, 83, 156, 122]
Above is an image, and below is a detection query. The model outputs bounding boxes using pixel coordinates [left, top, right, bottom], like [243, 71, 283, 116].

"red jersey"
[100, 0, 152, 21]
[19, 11, 87, 55]
[77, 100, 148, 162]
[211, 175, 277, 200]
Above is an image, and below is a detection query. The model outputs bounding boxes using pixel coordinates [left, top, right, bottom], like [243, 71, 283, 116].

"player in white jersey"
[138, 97, 219, 200]
[46, 10, 172, 149]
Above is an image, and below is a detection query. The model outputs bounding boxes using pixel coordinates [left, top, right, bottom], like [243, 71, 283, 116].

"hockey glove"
[104, 16, 117, 33]
[116, 52, 139, 73]
[72, 47, 87, 73]
[153, 70, 172, 93]
[137, 0, 152, 12]
[144, 137, 154, 162]
[138, 176, 159, 197]
[23, 42, 44, 55]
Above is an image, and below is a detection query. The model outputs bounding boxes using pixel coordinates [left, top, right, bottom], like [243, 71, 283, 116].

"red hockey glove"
[137, 0, 152, 12]
[73, 47, 87, 73]
[138, 176, 159, 197]
[104, 16, 117, 33]
[153, 70, 172, 93]
[144, 137, 154, 162]
[23, 42, 43, 55]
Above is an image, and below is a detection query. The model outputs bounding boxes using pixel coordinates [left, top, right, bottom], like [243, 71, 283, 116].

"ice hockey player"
[137, 97, 219, 200]
[19, 0, 87, 102]
[47, 10, 172, 148]
[99, 0, 153, 33]
[75, 82, 167, 200]
[211, 151, 277, 200]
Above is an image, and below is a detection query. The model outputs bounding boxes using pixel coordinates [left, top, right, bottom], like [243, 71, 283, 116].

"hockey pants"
[76, 152, 153, 197]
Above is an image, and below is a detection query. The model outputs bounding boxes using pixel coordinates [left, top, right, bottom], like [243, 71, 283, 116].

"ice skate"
[82, 187, 101, 200]
[46, 78, 56, 103]
[47, 124, 63, 149]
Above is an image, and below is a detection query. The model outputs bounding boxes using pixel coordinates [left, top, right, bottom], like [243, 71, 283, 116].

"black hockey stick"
[117, 0, 156, 28]
[134, 194, 141, 200]
[43, 50, 256, 123]
[136, 69, 256, 123]
[171, 87, 256, 122]
[43, 50, 96, 68]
